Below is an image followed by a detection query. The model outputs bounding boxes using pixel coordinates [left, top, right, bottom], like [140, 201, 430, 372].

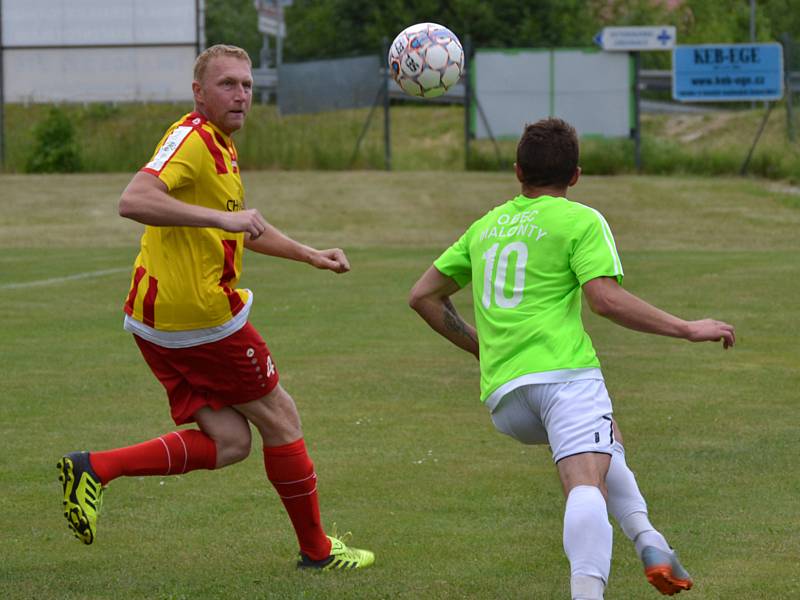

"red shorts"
[133, 322, 280, 425]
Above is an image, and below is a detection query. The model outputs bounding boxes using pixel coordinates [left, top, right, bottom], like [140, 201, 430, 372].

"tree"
[205, 0, 263, 64]
[206, 0, 800, 65]
[282, 0, 601, 61]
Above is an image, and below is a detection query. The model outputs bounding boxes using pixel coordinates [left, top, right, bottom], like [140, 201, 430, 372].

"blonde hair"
[193, 44, 252, 83]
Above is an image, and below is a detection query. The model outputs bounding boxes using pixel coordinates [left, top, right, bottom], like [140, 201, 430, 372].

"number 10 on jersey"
[481, 242, 528, 309]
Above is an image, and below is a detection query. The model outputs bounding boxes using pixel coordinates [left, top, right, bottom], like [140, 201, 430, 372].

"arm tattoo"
[443, 298, 477, 345]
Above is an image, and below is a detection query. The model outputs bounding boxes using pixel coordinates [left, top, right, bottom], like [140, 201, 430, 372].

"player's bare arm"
[583, 276, 735, 349]
[409, 266, 479, 358]
[443, 298, 479, 350]
[244, 225, 350, 274]
[119, 171, 268, 239]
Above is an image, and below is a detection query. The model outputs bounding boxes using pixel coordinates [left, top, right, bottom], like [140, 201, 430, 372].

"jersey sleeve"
[433, 229, 473, 288]
[570, 207, 624, 286]
[141, 126, 203, 191]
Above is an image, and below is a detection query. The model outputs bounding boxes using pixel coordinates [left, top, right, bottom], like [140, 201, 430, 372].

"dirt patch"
[766, 182, 800, 196]
[662, 112, 737, 143]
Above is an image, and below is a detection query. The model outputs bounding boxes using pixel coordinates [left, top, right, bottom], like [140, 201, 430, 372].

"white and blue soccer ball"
[388, 22, 464, 98]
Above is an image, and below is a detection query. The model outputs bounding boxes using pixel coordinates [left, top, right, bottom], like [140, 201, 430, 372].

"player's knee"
[231, 438, 252, 463]
[215, 434, 252, 467]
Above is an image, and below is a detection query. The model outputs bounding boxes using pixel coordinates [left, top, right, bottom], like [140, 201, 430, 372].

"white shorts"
[489, 379, 614, 463]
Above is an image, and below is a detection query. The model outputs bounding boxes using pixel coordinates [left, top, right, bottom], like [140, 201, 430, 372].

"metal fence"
[277, 55, 382, 115]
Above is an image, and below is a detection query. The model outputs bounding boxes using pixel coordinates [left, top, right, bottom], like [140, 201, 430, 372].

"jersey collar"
[185, 111, 233, 145]
[515, 193, 562, 203]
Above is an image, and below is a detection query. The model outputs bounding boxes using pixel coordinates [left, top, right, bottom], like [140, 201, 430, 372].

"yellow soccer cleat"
[297, 535, 375, 570]
[57, 451, 104, 545]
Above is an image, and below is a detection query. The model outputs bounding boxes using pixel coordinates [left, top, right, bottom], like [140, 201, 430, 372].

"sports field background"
[6, 103, 800, 182]
[1, 172, 798, 599]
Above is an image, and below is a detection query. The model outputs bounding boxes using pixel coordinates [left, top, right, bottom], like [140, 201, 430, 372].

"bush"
[25, 107, 82, 173]
[580, 137, 633, 175]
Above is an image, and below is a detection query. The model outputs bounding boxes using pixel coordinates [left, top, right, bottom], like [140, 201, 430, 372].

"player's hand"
[220, 209, 269, 240]
[686, 319, 735, 349]
[310, 248, 350, 273]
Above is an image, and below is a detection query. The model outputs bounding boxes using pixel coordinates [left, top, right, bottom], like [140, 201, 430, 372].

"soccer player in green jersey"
[409, 118, 735, 600]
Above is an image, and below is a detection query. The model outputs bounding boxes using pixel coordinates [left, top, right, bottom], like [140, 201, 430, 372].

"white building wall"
[2, 0, 199, 102]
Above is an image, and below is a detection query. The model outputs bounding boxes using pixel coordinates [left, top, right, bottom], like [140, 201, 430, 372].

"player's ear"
[514, 163, 524, 183]
[568, 166, 581, 187]
[192, 80, 203, 104]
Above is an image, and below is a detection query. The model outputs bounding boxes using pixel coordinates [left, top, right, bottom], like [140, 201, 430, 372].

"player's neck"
[192, 105, 235, 138]
[520, 185, 569, 199]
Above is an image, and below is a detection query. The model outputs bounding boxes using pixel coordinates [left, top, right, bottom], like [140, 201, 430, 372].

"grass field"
[1, 171, 799, 599]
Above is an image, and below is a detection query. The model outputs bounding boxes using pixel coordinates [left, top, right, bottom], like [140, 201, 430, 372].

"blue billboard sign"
[673, 43, 784, 102]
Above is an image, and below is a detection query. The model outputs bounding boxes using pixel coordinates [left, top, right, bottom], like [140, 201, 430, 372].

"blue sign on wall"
[673, 43, 784, 102]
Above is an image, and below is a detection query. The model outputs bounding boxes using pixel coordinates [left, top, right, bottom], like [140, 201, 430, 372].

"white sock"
[606, 442, 671, 559]
[564, 485, 612, 600]
[571, 575, 606, 600]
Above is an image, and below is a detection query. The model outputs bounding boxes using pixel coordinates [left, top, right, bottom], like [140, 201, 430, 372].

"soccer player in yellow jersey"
[56, 44, 374, 570]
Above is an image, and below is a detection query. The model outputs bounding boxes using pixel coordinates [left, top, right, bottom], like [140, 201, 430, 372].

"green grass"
[1, 172, 799, 599]
[2, 102, 464, 173]
[471, 106, 800, 183]
[6, 101, 800, 181]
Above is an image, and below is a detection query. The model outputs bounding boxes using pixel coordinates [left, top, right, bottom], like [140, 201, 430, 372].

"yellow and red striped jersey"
[124, 112, 250, 331]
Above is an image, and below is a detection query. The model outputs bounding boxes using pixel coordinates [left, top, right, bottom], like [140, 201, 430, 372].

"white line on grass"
[0, 267, 130, 290]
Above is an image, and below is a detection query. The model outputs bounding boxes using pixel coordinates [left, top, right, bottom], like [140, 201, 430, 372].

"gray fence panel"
[554, 50, 630, 136]
[474, 49, 631, 139]
[278, 55, 381, 115]
[474, 50, 550, 139]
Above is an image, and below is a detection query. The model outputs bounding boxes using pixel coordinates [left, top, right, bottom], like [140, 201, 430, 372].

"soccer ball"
[388, 23, 464, 98]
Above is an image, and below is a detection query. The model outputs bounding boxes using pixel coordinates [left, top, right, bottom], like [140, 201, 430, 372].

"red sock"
[264, 438, 331, 560]
[88, 429, 217, 485]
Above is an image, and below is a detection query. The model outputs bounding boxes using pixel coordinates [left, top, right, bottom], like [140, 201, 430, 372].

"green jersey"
[434, 194, 623, 407]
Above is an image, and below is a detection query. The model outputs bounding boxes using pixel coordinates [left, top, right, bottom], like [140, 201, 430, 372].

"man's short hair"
[193, 44, 252, 83]
[516, 118, 579, 187]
